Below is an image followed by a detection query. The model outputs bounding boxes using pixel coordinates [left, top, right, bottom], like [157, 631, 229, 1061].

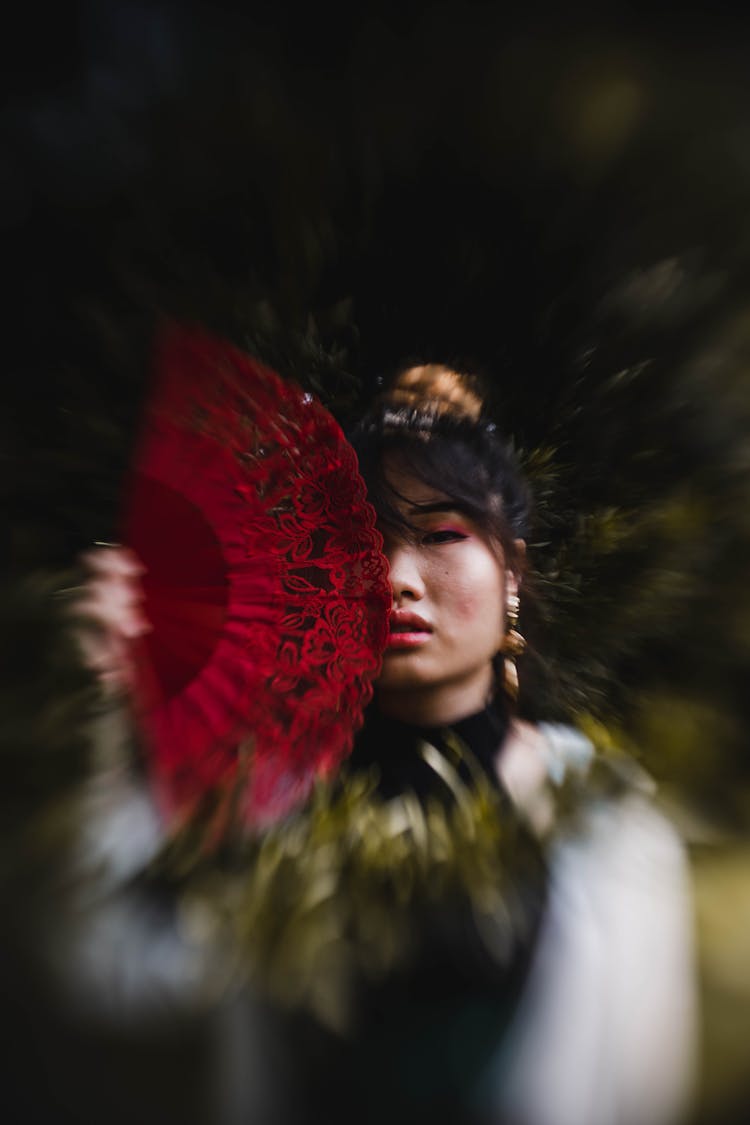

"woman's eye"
[421, 529, 468, 545]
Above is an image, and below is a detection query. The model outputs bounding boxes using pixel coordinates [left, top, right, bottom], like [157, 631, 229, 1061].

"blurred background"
[3, 2, 750, 1122]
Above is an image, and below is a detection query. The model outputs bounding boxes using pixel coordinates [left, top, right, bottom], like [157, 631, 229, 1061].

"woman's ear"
[506, 539, 526, 600]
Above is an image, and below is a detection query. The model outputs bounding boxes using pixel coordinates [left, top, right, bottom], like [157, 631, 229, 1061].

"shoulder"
[497, 719, 596, 836]
[491, 720, 698, 1125]
[498, 718, 685, 861]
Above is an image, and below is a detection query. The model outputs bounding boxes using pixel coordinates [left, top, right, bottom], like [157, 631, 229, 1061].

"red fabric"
[121, 323, 390, 828]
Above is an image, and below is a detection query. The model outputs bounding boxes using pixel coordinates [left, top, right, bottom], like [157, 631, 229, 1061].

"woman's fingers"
[80, 545, 146, 579]
[77, 576, 152, 638]
[73, 546, 150, 692]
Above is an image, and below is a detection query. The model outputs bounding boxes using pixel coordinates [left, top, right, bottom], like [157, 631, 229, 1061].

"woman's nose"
[387, 544, 426, 603]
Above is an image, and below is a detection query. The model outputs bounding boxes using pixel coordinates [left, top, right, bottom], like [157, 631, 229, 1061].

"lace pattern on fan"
[124, 325, 390, 828]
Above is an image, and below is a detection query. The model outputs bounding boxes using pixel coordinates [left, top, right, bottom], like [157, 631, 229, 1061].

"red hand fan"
[121, 323, 390, 829]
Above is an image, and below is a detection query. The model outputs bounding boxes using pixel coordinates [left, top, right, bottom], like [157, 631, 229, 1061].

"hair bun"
[378, 364, 485, 421]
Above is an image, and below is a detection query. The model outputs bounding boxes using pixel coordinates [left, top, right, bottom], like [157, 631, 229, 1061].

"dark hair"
[349, 403, 531, 573]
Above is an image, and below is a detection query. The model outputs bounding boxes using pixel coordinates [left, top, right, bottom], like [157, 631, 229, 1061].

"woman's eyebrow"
[407, 500, 467, 516]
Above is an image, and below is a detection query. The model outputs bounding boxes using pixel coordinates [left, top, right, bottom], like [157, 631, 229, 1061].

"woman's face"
[376, 460, 518, 725]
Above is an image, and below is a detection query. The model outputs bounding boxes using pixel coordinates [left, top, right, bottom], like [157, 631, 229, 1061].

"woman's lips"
[386, 631, 431, 650]
[386, 611, 432, 650]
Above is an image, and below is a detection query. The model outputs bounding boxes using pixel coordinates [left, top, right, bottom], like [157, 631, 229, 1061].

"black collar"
[347, 701, 510, 803]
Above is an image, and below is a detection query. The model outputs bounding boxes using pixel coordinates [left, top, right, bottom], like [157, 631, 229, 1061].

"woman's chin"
[377, 656, 434, 693]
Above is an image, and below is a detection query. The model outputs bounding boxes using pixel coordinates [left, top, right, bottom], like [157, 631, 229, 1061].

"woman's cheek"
[451, 580, 497, 629]
[453, 589, 483, 620]
[450, 557, 506, 635]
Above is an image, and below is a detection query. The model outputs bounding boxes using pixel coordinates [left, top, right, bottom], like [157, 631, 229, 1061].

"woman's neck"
[376, 670, 496, 727]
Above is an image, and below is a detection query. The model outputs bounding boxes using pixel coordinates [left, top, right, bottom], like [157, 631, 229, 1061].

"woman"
[74, 361, 697, 1125]
[345, 367, 530, 800]
[318, 364, 697, 1125]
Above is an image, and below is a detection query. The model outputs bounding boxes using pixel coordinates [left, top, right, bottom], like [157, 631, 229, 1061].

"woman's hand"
[74, 546, 151, 695]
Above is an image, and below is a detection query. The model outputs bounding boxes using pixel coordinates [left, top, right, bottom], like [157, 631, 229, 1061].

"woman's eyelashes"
[420, 527, 469, 545]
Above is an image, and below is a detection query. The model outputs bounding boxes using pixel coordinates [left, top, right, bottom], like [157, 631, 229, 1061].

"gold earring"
[502, 593, 526, 702]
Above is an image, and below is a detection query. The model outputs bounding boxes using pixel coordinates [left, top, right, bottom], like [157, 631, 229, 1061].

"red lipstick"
[387, 610, 432, 650]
